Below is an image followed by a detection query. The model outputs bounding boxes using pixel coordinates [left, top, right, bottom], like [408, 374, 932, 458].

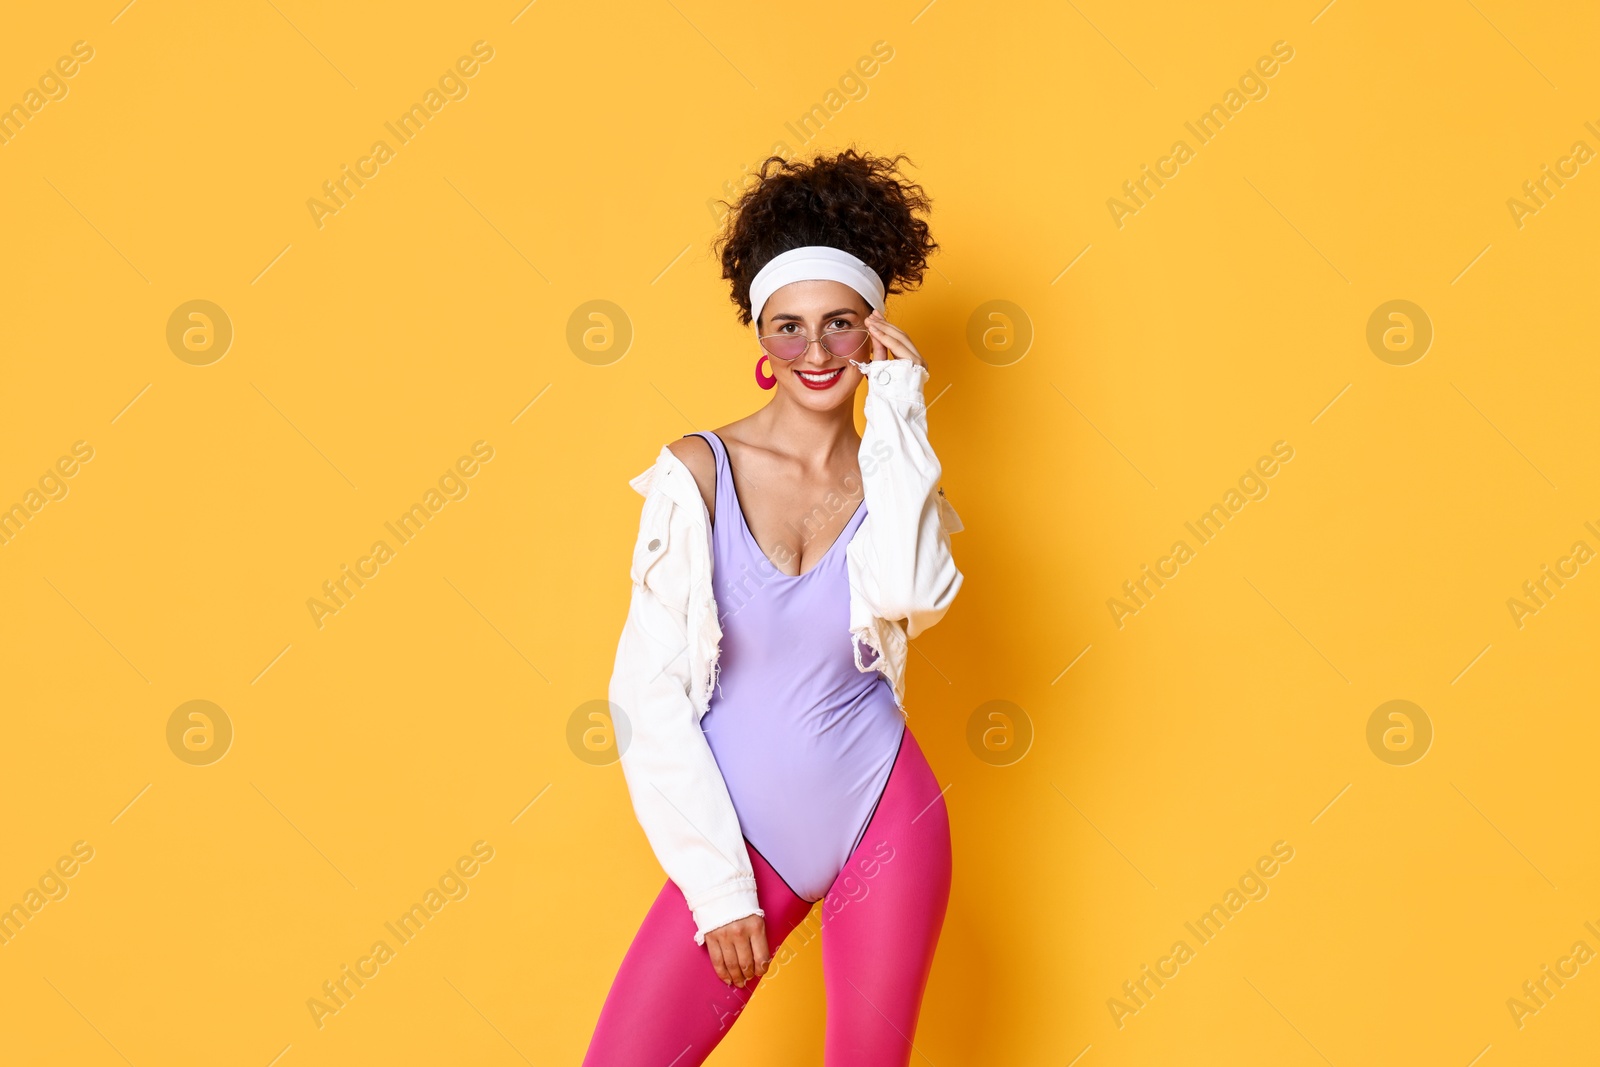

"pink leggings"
[584, 728, 952, 1066]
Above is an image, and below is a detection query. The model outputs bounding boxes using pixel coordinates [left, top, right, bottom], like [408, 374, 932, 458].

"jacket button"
[648, 538, 661, 551]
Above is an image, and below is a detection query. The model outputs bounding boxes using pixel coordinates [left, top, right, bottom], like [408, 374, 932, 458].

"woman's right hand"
[704, 913, 770, 988]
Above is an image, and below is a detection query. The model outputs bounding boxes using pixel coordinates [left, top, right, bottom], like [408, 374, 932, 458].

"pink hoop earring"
[755, 353, 777, 390]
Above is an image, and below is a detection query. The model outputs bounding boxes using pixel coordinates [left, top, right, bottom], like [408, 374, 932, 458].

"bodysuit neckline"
[700, 429, 866, 581]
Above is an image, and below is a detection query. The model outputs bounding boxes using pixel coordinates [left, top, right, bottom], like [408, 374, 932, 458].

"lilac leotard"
[686, 430, 907, 903]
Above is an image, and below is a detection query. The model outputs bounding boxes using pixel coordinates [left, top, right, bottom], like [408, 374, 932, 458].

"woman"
[585, 149, 965, 1066]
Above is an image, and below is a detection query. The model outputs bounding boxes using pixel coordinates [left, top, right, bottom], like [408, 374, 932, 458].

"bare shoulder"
[666, 434, 715, 521]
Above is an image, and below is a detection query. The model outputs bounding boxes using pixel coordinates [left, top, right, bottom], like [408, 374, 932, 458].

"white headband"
[748, 245, 886, 327]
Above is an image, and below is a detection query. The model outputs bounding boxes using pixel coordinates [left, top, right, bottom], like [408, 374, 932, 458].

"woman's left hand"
[862, 308, 926, 369]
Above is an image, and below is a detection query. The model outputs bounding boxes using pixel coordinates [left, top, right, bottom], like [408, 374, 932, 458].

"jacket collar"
[630, 445, 711, 529]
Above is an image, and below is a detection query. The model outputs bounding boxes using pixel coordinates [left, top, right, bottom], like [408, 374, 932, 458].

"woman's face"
[756, 279, 871, 411]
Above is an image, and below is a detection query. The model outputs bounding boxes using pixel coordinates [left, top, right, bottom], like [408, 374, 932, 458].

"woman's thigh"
[820, 728, 953, 1066]
[583, 842, 813, 1067]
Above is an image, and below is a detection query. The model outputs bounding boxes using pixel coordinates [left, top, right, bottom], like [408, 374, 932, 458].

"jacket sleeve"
[849, 357, 965, 639]
[609, 465, 764, 945]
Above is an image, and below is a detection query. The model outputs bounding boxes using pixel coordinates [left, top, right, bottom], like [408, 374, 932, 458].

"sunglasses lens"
[821, 329, 867, 357]
[761, 335, 808, 360]
[761, 328, 867, 360]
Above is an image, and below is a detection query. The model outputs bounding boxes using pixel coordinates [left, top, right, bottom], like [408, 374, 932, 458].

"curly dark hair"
[711, 147, 937, 328]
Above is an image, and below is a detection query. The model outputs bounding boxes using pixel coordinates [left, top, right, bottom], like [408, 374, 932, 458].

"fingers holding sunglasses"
[864, 309, 925, 368]
[861, 315, 889, 362]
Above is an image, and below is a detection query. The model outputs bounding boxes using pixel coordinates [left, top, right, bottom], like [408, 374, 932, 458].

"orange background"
[1, 1, 1597, 1064]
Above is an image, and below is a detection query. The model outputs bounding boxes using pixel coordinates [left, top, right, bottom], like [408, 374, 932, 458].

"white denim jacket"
[608, 356, 964, 945]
